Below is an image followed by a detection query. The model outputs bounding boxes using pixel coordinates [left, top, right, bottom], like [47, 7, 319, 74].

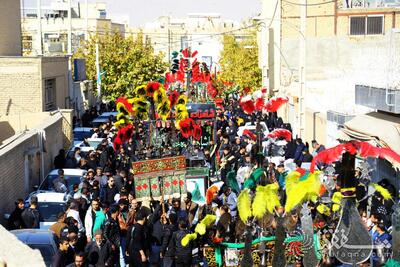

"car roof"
[73, 127, 93, 132]
[99, 112, 117, 117]
[11, 229, 55, 245]
[35, 192, 67, 203]
[47, 169, 86, 176]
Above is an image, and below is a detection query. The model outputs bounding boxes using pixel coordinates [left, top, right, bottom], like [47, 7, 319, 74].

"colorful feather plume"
[371, 183, 392, 200]
[239, 95, 255, 115]
[192, 123, 202, 141]
[181, 233, 197, 247]
[113, 124, 134, 151]
[194, 215, 217, 235]
[285, 171, 321, 212]
[332, 191, 342, 212]
[243, 129, 257, 141]
[153, 86, 167, 104]
[255, 97, 265, 111]
[134, 85, 147, 97]
[146, 81, 161, 97]
[116, 97, 133, 114]
[311, 141, 400, 173]
[205, 183, 223, 205]
[238, 189, 252, 223]
[177, 94, 188, 106]
[268, 128, 292, 141]
[243, 168, 266, 190]
[169, 90, 180, 108]
[316, 204, 331, 216]
[157, 99, 171, 121]
[179, 118, 193, 139]
[252, 184, 280, 219]
[264, 96, 289, 113]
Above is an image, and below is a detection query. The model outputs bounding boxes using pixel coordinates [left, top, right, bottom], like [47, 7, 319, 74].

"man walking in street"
[21, 196, 40, 229]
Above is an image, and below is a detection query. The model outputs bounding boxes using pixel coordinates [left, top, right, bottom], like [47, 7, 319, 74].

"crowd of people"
[6, 96, 398, 267]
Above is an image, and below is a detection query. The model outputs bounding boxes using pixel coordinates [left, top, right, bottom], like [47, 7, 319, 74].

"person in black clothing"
[172, 220, 193, 267]
[126, 211, 148, 267]
[85, 229, 114, 267]
[54, 149, 67, 169]
[100, 176, 118, 204]
[102, 205, 120, 266]
[8, 198, 25, 230]
[52, 236, 70, 267]
[21, 196, 40, 229]
[160, 213, 178, 267]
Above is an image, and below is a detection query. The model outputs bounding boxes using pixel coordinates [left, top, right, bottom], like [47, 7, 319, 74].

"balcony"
[355, 85, 400, 114]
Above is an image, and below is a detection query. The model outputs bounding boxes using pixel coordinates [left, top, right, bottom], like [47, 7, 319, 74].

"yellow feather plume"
[252, 183, 280, 219]
[153, 87, 167, 104]
[331, 191, 342, 212]
[181, 233, 197, 247]
[317, 204, 331, 216]
[177, 94, 188, 106]
[134, 85, 147, 97]
[285, 171, 321, 212]
[238, 189, 252, 223]
[157, 99, 171, 121]
[371, 183, 392, 200]
[194, 214, 217, 236]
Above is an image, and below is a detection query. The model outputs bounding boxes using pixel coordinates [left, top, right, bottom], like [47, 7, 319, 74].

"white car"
[37, 168, 87, 192]
[26, 192, 69, 230]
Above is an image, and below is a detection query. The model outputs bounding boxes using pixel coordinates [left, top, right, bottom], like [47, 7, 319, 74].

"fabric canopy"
[338, 112, 400, 168]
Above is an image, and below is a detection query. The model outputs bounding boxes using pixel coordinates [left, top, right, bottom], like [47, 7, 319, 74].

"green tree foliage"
[74, 32, 168, 100]
[219, 34, 262, 91]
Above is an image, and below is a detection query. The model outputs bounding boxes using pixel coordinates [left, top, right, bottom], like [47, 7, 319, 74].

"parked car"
[11, 229, 58, 266]
[91, 111, 117, 128]
[73, 127, 94, 141]
[24, 192, 68, 230]
[37, 168, 87, 192]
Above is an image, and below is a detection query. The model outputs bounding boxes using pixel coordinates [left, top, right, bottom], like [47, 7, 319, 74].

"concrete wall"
[0, 57, 42, 116]
[0, 0, 22, 56]
[0, 111, 72, 225]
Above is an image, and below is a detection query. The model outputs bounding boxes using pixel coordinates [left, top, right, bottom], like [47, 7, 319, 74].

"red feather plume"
[255, 97, 265, 111]
[243, 129, 257, 141]
[181, 48, 189, 58]
[239, 95, 255, 114]
[116, 97, 133, 114]
[192, 123, 202, 141]
[268, 128, 292, 141]
[310, 144, 347, 173]
[264, 96, 289, 112]
[179, 118, 193, 139]
[169, 90, 180, 108]
[352, 141, 400, 164]
[113, 135, 122, 151]
[146, 82, 161, 97]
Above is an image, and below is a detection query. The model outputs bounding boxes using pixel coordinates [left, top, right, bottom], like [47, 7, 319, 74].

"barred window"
[349, 16, 384, 35]
[44, 78, 56, 111]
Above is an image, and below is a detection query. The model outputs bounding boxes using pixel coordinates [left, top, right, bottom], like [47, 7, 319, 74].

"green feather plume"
[384, 259, 400, 267]
[238, 189, 252, 223]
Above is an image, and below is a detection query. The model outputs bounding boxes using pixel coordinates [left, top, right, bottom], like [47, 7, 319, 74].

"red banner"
[131, 156, 186, 176]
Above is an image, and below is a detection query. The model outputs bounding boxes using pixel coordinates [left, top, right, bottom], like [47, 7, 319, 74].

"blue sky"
[24, 0, 261, 27]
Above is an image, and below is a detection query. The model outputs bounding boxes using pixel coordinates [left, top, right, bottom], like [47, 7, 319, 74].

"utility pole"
[37, 0, 43, 55]
[96, 43, 101, 99]
[168, 16, 171, 63]
[67, 0, 72, 54]
[298, 0, 307, 139]
[85, 0, 89, 41]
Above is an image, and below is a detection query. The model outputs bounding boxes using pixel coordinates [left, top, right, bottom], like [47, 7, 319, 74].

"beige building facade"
[259, 0, 400, 146]
[0, 0, 22, 56]
[0, 56, 69, 116]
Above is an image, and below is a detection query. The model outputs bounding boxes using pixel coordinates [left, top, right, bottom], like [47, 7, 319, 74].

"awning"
[338, 112, 400, 168]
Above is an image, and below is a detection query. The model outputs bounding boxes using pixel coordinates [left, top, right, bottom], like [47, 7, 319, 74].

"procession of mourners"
[6, 52, 400, 267]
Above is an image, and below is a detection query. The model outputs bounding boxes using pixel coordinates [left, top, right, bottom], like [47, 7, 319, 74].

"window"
[349, 16, 384, 35]
[44, 79, 56, 111]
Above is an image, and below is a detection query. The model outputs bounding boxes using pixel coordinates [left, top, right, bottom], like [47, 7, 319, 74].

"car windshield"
[28, 244, 55, 265]
[38, 202, 66, 222]
[39, 174, 83, 192]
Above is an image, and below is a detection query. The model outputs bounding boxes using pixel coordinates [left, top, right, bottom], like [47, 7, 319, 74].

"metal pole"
[298, 0, 307, 139]
[85, 0, 89, 41]
[37, 0, 42, 55]
[96, 43, 101, 99]
[67, 0, 72, 55]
